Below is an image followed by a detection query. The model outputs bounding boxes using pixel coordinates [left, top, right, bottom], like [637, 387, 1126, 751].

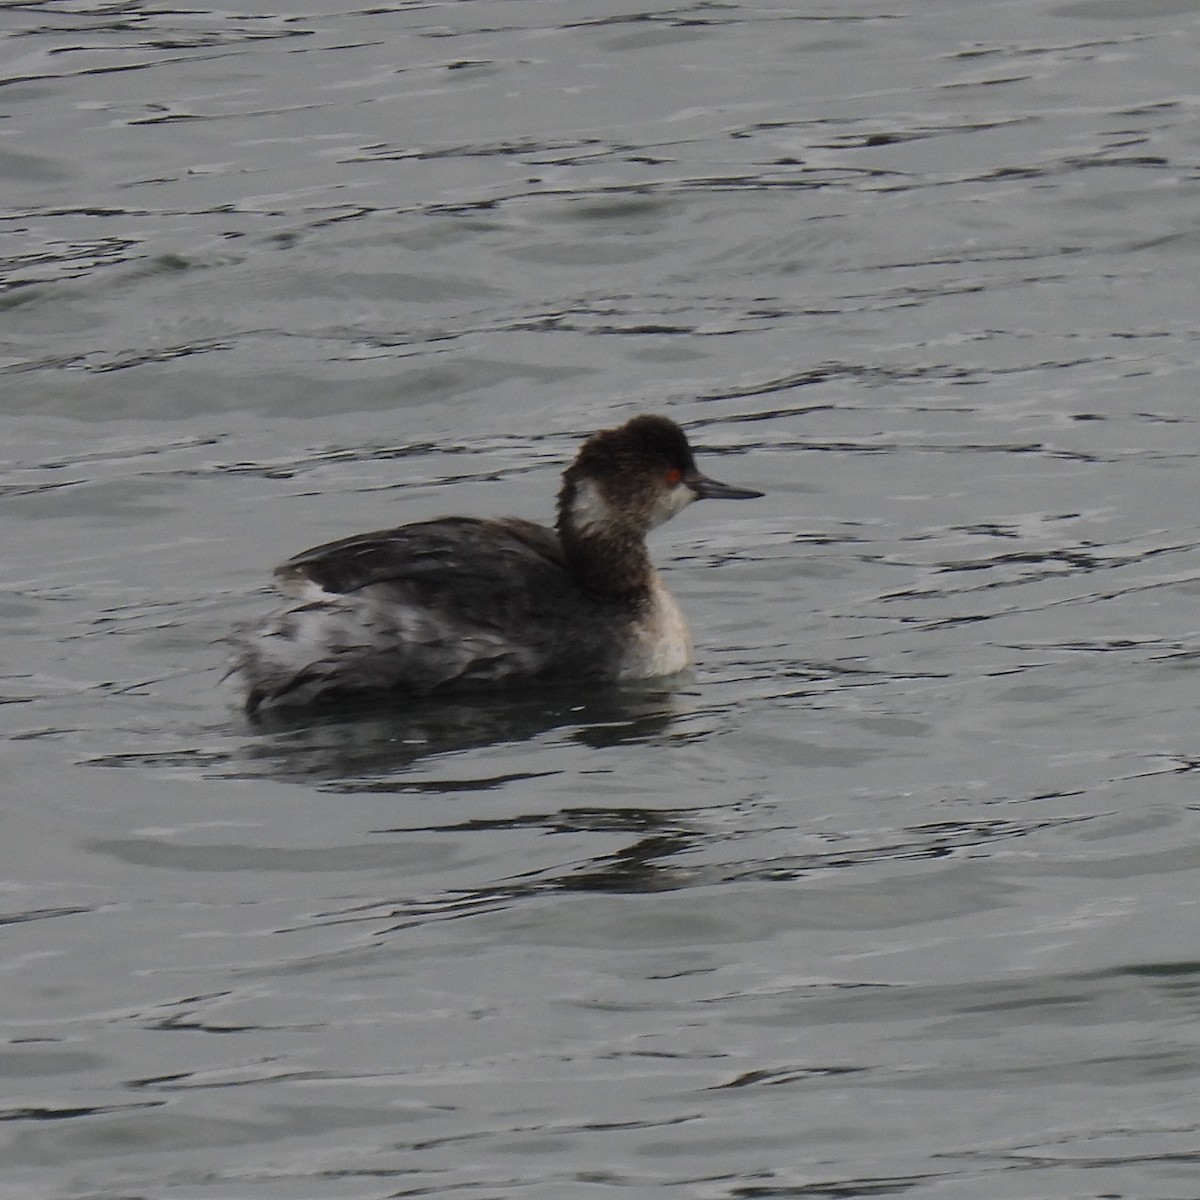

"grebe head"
[557, 414, 762, 540]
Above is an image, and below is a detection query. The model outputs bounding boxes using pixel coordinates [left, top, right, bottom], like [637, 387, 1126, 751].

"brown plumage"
[232, 414, 762, 714]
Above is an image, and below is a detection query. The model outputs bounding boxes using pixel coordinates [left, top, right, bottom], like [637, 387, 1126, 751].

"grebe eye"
[666, 467, 683, 485]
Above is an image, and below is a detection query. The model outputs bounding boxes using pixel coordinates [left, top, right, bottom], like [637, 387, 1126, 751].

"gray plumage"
[232, 415, 762, 715]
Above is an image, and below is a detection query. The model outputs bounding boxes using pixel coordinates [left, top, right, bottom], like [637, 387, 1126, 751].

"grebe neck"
[556, 476, 653, 603]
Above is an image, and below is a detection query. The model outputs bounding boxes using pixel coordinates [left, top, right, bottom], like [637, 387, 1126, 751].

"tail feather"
[231, 595, 525, 713]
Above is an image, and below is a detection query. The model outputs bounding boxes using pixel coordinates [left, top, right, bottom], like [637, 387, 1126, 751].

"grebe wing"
[273, 516, 569, 604]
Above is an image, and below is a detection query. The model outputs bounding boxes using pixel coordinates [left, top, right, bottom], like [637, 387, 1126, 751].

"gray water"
[4, 0, 1200, 1196]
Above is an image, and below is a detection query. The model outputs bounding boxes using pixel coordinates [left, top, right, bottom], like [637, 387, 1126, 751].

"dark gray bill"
[690, 472, 764, 500]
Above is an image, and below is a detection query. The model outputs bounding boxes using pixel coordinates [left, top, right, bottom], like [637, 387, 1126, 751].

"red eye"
[666, 467, 682, 485]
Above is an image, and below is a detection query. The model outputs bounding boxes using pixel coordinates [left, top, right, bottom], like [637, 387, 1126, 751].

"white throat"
[567, 476, 697, 536]
[647, 481, 696, 530]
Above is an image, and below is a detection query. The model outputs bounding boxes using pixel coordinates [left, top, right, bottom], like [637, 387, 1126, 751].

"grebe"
[234, 414, 762, 714]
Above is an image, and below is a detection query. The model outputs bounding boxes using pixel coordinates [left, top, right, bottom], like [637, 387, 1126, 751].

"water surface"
[3, 0, 1200, 1196]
